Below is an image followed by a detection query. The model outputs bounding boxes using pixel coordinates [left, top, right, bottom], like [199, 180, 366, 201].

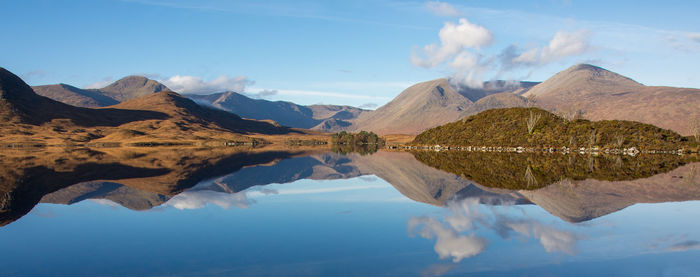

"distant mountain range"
[25, 63, 700, 136]
[187, 91, 368, 130]
[0, 68, 301, 145]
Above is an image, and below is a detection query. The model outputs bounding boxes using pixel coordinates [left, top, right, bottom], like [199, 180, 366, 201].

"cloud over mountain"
[513, 30, 591, 65]
[412, 17, 592, 88]
[162, 75, 253, 94]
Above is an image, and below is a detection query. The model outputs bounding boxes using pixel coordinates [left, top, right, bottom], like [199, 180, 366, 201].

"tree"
[526, 110, 541, 134]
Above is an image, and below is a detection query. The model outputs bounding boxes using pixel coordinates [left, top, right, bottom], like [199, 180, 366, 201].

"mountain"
[32, 75, 169, 108]
[0, 67, 300, 145]
[347, 79, 536, 135]
[31, 84, 119, 107]
[524, 64, 700, 135]
[110, 91, 299, 136]
[1, 67, 165, 127]
[188, 91, 368, 129]
[348, 64, 698, 136]
[98, 75, 169, 102]
[348, 79, 470, 135]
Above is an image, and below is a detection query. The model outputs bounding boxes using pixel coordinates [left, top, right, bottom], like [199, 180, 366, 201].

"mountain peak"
[99, 75, 170, 102]
[523, 63, 642, 98]
[567, 63, 603, 72]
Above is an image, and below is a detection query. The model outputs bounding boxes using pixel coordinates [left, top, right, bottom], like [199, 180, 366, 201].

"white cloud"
[514, 29, 591, 65]
[411, 15, 594, 88]
[244, 89, 278, 99]
[89, 198, 122, 208]
[411, 18, 494, 88]
[412, 18, 493, 68]
[359, 103, 379, 109]
[165, 190, 254, 210]
[505, 220, 578, 255]
[161, 75, 254, 94]
[426, 1, 461, 17]
[409, 216, 487, 262]
[408, 197, 580, 262]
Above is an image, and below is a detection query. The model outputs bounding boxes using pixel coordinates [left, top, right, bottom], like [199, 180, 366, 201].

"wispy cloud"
[691, 34, 700, 43]
[512, 29, 591, 65]
[84, 77, 115, 89]
[121, 0, 429, 30]
[249, 88, 392, 101]
[426, 1, 461, 17]
[668, 240, 700, 252]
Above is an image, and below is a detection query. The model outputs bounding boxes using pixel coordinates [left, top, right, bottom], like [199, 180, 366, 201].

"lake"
[1, 147, 699, 276]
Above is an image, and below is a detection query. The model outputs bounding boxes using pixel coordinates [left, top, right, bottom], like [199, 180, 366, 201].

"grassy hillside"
[413, 107, 697, 150]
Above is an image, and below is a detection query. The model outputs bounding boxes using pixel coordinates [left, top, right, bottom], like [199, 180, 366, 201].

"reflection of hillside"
[520, 163, 700, 222]
[193, 151, 500, 206]
[0, 147, 306, 227]
[411, 151, 698, 190]
[41, 181, 169, 210]
[4, 148, 698, 227]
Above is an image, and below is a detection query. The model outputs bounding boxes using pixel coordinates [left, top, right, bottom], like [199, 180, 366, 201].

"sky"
[2, 0, 700, 108]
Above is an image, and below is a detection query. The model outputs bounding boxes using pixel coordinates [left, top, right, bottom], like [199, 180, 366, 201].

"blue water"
[1, 175, 699, 276]
[0, 151, 699, 276]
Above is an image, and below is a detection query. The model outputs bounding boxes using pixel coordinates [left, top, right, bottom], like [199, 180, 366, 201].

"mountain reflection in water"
[1, 147, 698, 226]
[0, 147, 699, 276]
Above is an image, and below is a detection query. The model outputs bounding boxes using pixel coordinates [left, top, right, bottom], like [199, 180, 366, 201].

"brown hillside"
[0, 68, 305, 145]
[524, 64, 700, 135]
[349, 78, 472, 135]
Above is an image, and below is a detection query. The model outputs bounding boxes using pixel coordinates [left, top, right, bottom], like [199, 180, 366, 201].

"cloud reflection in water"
[409, 197, 580, 262]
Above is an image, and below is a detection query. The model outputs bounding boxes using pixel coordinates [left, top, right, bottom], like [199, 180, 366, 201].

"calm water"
[0, 148, 699, 276]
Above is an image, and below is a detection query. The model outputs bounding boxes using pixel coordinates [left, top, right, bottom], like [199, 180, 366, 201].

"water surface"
[0, 147, 698, 276]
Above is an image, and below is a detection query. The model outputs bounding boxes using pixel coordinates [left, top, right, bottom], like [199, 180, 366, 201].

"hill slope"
[32, 84, 119, 107]
[348, 78, 471, 135]
[524, 64, 700, 135]
[413, 107, 693, 150]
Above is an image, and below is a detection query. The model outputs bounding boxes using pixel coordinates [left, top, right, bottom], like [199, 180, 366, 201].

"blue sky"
[2, 0, 699, 107]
